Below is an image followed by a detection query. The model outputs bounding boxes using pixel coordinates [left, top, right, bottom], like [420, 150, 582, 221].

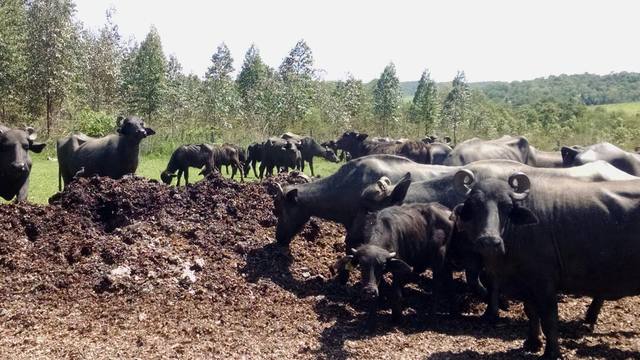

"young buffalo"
[335, 201, 456, 323]
[161, 144, 215, 186]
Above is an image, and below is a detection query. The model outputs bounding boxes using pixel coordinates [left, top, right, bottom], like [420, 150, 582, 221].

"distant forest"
[398, 72, 640, 106]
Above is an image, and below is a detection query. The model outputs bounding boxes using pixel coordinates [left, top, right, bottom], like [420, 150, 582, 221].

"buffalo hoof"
[336, 270, 350, 285]
[480, 310, 499, 324]
[541, 348, 562, 360]
[523, 337, 543, 353]
[499, 297, 510, 311]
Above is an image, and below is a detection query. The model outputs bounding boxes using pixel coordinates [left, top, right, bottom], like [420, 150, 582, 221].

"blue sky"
[73, 0, 640, 82]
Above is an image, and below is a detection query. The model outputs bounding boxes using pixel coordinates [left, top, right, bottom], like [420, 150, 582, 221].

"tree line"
[1, 0, 638, 154]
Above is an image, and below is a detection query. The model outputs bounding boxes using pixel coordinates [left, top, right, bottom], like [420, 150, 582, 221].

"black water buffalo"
[450, 169, 640, 358]
[281, 133, 339, 176]
[221, 143, 246, 176]
[0, 126, 46, 202]
[335, 202, 456, 323]
[160, 144, 215, 186]
[562, 142, 640, 176]
[212, 144, 244, 181]
[245, 142, 263, 177]
[353, 160, 637, 322]
[259, 137, 302, 179]
[444, 135, 563, 167]
[57, 116, 155, 190]
[273, 154, 457, 248]
[335, 131, 450, 164]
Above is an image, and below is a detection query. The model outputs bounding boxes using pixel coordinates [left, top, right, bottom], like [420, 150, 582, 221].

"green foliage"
[279, 40, 316, 126]
[0, 0, 28, 121]
[442, 71, 470, 144]
[410, 69, 438, 135]
[477, 72, 640, 106]
[81, 8, 122, 112]
[73, 109, 114, 137]
[122, 26, 167, 120]
[202, 43, 240, 129]
[25, 0, 78, 134]
[373, 63, 401, 135]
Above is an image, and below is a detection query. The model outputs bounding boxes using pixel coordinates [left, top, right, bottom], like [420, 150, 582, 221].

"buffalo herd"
[2, 115, 640, 358]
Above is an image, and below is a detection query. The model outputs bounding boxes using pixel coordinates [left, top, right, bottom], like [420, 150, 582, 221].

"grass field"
[591, 102, 640, 115]
[13, 153, 343, 204]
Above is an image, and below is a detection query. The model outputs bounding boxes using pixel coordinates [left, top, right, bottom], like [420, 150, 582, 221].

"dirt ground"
[0, 174, 638, 359]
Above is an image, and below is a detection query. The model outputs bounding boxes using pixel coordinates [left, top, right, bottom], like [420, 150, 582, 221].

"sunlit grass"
[14, 152, 343, 204]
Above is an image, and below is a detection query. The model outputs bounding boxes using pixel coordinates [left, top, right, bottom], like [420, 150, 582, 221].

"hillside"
[397, 72, 640, 106]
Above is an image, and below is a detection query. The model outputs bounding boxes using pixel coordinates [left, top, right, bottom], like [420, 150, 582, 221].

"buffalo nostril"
[11, 163, 27, 172]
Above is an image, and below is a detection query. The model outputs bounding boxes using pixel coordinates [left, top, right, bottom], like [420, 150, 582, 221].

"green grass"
[10, 153, 343, 204]
[591, 102, 640, 115]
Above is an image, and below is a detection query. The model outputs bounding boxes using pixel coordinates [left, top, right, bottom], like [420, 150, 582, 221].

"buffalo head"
[335, 245, 411, 300]
[451, 170, 538, 258]
[335, 131, 368, 155]
[117, 116, 156, 141]
[273, 183, 310, 246]
[0, 126, 46, 179]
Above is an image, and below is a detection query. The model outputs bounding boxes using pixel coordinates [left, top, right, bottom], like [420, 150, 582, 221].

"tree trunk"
[46, 94, 52, 136]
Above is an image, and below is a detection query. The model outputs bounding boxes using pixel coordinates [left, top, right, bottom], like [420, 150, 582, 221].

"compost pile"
[0, 174, 639, 359]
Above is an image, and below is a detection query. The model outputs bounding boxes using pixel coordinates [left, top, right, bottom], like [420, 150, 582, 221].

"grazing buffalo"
[281, 133, 339, 176]
[562, 142, 640, 176]
[259, 137, 302, 179]
[444, 135, 563, 167]
[212, 144, 244, 181]
[353, 159, 637, 322]
[221, 143, 246, 176]
[273, 154, 457, 248]
[450, 169, 640, 358]
[245, 142, 263, 177]
[57, 116, 155, 190]
[0, 125, 46, 202]
[160, 144, 215, 186]
[335, 202, 457, 323]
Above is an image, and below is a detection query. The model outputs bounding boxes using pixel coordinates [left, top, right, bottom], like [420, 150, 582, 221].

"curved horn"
[275, 183, 284, 196]
[453, 169, 475, 196]
[508, 172, 531, 193]
[25, 126, 37, 141]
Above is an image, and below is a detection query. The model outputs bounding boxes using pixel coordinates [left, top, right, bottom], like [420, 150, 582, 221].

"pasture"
[22, 153, 343, 204]
[592, 101, 640, 115]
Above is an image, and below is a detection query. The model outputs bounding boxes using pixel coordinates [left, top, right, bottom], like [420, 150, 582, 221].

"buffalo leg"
[176, 169, 183, 187]
[538, 295, 561, 359]
[15, 178, 29, 203]
[258, 163, 266, 179]
[309, 158, 314, 177]
[584, 297, 604, 329]
[225, 165, 229, 175]
[390, 278, 404, 323]
[523, 300, 543, 353]
[252, 160, 258, 178]
[184, 168, 189, 185]
[481, 276, 500, 323]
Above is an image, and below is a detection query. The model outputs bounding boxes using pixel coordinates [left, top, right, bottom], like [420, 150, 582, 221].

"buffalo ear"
[389, 172, 412, 205]
[356, 133, 368, 141]
[116, 115, 125, 127]
[510, 206, 538, 226]
[386, 258, 412, 277]
[285, 189, 298, 203]
[561, 146, 579, 166]
[29, 142, 46, 153]
[145, 127, 156, 136]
